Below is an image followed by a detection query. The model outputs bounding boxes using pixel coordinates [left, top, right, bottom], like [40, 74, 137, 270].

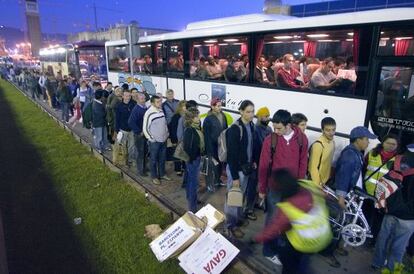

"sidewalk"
[18, 84, 379, 274]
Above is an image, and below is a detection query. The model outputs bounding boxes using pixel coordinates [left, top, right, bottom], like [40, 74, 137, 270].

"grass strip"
[0, 80, 182, 274]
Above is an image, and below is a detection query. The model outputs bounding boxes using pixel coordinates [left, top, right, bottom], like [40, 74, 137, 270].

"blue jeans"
[245, 170, 258, 213]
[373, 215, 414, 270]
[225, 165, 249, 229]
[61, 102, 70, 122]
[186, 157, 200, 212]
[149, 141, 166, 179]
[134, 133, 147, 175]
[263, 190, 282, 257]
[93, 127, 108, 151]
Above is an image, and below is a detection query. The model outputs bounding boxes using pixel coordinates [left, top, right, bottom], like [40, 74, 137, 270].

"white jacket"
[143, 106, 169, 143]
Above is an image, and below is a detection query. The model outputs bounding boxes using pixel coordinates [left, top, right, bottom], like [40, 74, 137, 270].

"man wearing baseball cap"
[321, 126, 377, 267]
[335, 126, 377, 208]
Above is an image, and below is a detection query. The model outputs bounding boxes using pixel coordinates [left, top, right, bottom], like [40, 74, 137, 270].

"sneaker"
[105, 147, 112, 151]
[218, 180, 227, 187]
[265, 255, 283, 266]
[229, 227, 244, 239]
[176, 171, 183, 176]
[246, 212, 257, 221]
[152, 178, 161, 185]
[161, 175, 171, 181]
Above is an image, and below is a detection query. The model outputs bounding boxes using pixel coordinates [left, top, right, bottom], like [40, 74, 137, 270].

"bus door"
[370, 61, 414, 147]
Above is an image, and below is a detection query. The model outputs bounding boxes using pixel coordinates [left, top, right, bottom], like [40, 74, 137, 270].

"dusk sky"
[0, 0, 321, 34]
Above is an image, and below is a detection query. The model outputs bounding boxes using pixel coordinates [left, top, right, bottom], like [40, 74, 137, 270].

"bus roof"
[133, 8, 414, 43]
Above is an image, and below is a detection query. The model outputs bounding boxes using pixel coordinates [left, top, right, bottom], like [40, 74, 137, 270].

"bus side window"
[107, 45, 129, 73]
[168, 41, 184, 74]
[372, 66, 414, 145]
[258, 29, 358, 95]
[133, 44, 153, 75]
[189, 36, 249, 83]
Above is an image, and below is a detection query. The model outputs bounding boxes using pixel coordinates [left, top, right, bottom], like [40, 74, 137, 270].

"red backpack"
[375, 155, 414, 209]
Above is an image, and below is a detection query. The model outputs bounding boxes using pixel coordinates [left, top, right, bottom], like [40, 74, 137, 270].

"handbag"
[227, 186, 243, 207]
[173, 141, 189, 162]
[241, 163, 254, 176]
[200, 156, 209, 175]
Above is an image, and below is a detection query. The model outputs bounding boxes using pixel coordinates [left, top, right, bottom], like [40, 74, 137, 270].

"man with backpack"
[258, 109, 308, 264]
[203, 97, 228, 192]
[372, 143, 414, 271]
[308, 117, 336, 187]
[224, 100, 256, 239]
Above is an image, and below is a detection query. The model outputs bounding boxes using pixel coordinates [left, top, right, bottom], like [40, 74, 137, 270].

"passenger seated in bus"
[276, 54, 308, 90]
[154, 57, 164, 74]
[169, 57, 182, 72]
[306, 58, 321, 79]
[254, 55, 275, 85]
[225, 55, 245, 83]
[143, 55, 153, 74]
[237, 54, 249, 82]
[206, 56, 223, 80]
[310, 58, 343, 92]
[192, 57, 208, 80]
[332, 57, 346, 76]
[133, 58, 144, 73]
[345, 56, 355, 70]
[267, 56, 277, 83]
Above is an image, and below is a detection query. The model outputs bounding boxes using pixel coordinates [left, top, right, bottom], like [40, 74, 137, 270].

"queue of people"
[4, 66, 414, 274]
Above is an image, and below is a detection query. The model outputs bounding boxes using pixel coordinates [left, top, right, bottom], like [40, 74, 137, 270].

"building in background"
[68, 21, 174, 43]
[24, 0, 42, 56]
[263, 0, 290, 15]
[263, 0, 414, 17]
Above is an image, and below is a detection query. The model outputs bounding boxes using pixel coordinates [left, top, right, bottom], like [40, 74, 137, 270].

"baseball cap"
[350, 126, 377, 139]
[210, 97, 221, 106]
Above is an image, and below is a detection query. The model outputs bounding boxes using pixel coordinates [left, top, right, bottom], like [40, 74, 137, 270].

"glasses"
[287, 59, 295, 62]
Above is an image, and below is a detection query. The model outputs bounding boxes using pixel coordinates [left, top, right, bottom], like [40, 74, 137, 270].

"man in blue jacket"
[128, 93, 148, 176]
[335, 126, 377, 208]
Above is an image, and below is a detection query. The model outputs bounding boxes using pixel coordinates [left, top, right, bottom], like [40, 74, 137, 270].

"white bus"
[105, 8, 414, 154]
[40, 41, 107, 81]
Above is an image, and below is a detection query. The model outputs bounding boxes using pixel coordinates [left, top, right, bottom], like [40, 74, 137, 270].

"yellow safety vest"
[364, 151, 394, 196]
[277, 181, 332, 253]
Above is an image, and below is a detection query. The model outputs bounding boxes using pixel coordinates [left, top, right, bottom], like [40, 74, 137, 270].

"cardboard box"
[178, 227, 240, 274]
[195, 204, 225, 229]
[149, 212, 206, 262]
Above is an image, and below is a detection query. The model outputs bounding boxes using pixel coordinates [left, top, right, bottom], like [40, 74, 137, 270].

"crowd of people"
[2, 65, 413, 274]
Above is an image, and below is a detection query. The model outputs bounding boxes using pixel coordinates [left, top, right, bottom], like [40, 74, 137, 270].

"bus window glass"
[153, 42, 165, 75]
[378, 27, 414, 56]
[107, 45, 130, 73]
[372, 66, 414, 145]
[78, 48, 107, 79]
[257, 29, 357, 95]
[189, 36, 249, 83]
[133, 44, 153, 74]
[168, 41, 184, 73]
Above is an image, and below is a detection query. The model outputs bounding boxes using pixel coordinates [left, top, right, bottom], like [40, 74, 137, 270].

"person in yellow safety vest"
[363, 134, 399, 242]
[253, 169, 332, 274]
[364, 134, 399, 196]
